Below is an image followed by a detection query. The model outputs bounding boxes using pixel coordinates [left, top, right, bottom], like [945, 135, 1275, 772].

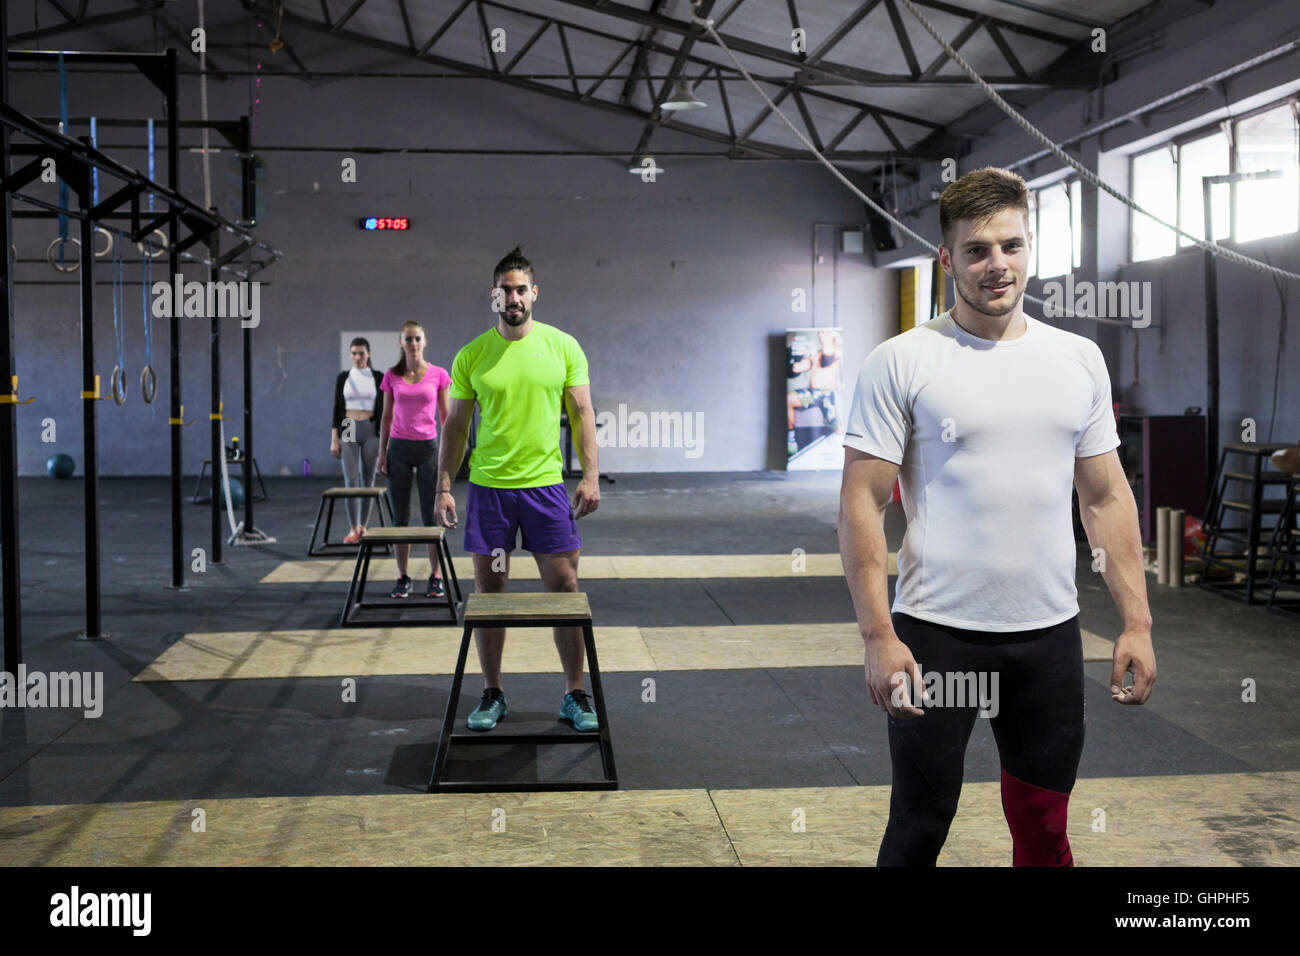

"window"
[1236, 104, 1300, 242]
[1129, 98, 1300, 262]
[1177, 129, 1230, 247]
[1027, 190, 1038, 276]
[1132, 146, 1177, 261]
[1070, 179, 1082, 269]
[1034, 182, 1072, 278]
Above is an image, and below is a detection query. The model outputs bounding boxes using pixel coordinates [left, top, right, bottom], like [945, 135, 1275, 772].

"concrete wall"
[8, 57, 895, 476]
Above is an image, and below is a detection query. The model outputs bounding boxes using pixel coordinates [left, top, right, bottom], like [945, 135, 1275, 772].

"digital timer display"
[360, 217, 410, 230]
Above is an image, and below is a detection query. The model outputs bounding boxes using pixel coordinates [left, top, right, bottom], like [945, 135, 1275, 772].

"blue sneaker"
[559, 690, 599, 732]
[467, 688, 507, 731]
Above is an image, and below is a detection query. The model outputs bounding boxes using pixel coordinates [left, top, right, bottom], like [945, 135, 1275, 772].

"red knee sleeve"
[1000, 768, 1073, 867]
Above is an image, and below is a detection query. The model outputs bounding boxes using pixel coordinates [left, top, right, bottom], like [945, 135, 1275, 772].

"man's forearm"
[571, 402, 599, 479]
[1082, 494, 1153, 631]
[437, 419, 469, 493]
[839, 502, 896, 643]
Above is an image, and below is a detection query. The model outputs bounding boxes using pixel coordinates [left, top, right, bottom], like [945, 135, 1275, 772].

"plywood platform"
[260, 552, 897, 584]
[2, 771, 1293, 867]
[135, 623, 1116, 681]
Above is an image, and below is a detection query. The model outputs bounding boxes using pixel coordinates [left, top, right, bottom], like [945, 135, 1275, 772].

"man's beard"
[954, 274, 1021, 318]
[502, 304, 529, 326]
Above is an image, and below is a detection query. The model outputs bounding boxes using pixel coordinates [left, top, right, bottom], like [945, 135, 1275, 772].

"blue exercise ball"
[225, 477, 245, 509]
[46, 453, 75, 479]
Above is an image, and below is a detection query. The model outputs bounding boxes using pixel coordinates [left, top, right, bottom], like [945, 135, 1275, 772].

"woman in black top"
[330, 337, 385, 542]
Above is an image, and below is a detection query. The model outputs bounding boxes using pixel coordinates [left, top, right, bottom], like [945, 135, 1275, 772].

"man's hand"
[437, 491, 458, 528]
[865, 635, 927, 719]
[1110, 629, 1156, 704]
[572, 475, 600, 519]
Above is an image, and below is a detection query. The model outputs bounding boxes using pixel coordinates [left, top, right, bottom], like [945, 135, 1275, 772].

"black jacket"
[332, 368, 384, 432]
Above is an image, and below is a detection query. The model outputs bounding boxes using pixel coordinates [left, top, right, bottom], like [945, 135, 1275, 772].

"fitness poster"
[786, 327, 845, 470]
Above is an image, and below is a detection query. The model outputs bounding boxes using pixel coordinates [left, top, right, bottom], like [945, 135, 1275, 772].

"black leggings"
[877, 611, 1085, 867]
[386, 437, 438, 526]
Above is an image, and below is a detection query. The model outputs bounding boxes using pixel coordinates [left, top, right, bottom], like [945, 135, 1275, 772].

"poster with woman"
[786, 327, 844, 470]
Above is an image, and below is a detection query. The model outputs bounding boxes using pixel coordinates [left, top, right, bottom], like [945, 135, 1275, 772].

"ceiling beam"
[619, 0, 666, 107]
[986, 23, 1029, 81]
[919, 13, 985, 80]
[396, 0, 415, 52]
[631, 0, 717, 156]
[43, 0, 78, 23]
[417, 0, 472, 57]
[503, 18, 553, 76]
[9, 5, 153, 44]
[883, 0, 921, 78]
[333, 0, 372, 33]
[238, 0, 949, 164]
[545, 0, 1077, 88]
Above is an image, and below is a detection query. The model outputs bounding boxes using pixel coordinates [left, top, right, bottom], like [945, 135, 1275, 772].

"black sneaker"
[426, 575, 445, 599]
[390, 575, 413, 598]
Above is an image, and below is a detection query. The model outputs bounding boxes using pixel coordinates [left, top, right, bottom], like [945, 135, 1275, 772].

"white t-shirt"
[843, 310, 1120, 631]
[344, 367, 377, 410]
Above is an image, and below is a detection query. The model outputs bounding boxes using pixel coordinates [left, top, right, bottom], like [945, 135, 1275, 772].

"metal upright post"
[1202, 177, 1220, 499]
[210, 214, 222, 561]
[1201, 169, 1282, 500]
[166, 47, 184, 587]
[0, 0, 23, 670]
[76, 142, 104, 640]
[239, 116, 255, 538]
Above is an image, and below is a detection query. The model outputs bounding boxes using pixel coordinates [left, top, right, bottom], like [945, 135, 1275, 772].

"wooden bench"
[339, 525, 463, 626]
[428, 591, 617, 793]
[308, 486, 394, 556]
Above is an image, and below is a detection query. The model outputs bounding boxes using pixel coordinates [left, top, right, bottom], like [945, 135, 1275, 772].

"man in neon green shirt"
[437, 246, 602, 732]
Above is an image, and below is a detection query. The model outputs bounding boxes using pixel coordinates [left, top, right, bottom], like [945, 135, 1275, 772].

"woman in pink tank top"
[376, 320, 452, 599]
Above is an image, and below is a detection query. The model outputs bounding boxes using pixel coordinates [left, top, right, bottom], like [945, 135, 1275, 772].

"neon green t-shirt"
[449, 321, 589, 488]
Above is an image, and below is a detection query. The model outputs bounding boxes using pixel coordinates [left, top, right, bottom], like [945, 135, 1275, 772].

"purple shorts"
[464, 482, 581, 555]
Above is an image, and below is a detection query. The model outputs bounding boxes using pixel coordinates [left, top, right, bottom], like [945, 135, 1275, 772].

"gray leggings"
[339, 417, 380, 526]
[386, 436, 438, 526]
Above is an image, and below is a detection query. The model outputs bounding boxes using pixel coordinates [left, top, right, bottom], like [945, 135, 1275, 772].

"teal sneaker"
[467, 688, 507, 731]
[559, 689, 599, 732]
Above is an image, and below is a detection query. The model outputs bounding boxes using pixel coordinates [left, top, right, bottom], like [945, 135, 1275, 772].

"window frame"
[1128, 95, 1300, 262]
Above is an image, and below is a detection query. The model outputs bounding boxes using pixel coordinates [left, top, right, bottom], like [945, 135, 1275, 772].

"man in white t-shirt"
[839, 166, 1156, 866]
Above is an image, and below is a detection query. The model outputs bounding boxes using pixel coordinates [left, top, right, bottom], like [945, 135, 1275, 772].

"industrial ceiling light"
[660, 79, 706, 111]
[628, 155, 665, 176]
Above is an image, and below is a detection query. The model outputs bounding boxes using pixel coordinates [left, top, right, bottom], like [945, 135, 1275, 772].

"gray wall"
[8, 60, 895, 476]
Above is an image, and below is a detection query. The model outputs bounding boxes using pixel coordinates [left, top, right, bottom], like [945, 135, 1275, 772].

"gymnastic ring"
[140, 364, 157, 404]
[137, 229, 168, 258]
[46, 236, 81, 273]
[93, 227, 114, 258]
[110, 364, 128, 406]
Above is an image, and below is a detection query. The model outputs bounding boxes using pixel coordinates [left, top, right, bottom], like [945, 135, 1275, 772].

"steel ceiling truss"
[242, 0, 976, 163]
[18, 0, 1090, 168]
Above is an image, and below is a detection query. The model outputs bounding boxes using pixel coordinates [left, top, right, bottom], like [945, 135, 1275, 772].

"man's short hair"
[493, 245, 536, 286]
[938, 167, 1031, 247]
